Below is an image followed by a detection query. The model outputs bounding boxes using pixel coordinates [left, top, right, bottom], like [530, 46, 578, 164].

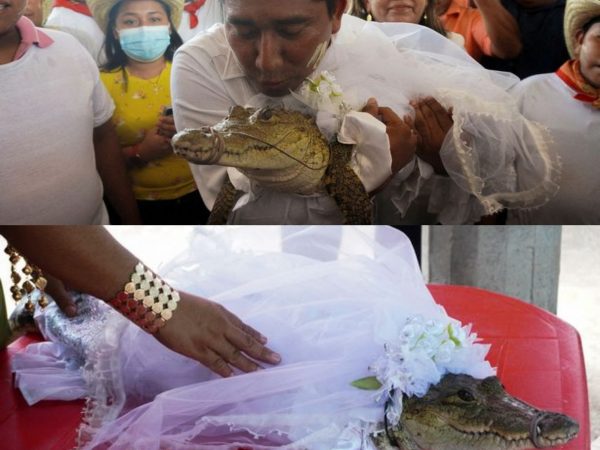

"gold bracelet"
[4, 245, 49, 312]
[108, 262, 180, 333]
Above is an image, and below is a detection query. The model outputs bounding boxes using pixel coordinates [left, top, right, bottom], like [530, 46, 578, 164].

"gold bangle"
[108, 262, 180, 333]
[4, 245, 49, 311]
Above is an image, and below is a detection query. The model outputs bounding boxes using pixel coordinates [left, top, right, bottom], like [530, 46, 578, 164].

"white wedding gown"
[11, 227, 494, 449]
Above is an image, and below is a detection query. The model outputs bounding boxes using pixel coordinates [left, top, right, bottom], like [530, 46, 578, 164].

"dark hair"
[323, 0, 339, 15]
[582, 15, 600, 34]
[349, 0, 447, 36]
[220, 0, 339, 17]
[101, 0, 183, 78]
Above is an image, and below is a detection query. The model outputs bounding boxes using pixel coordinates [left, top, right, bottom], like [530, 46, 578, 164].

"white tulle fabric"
[12, 227, 494, 449]
[302, 17, 561, 223]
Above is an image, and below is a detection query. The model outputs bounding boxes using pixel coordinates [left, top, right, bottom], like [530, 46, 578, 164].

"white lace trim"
[77, 311, 129, 448]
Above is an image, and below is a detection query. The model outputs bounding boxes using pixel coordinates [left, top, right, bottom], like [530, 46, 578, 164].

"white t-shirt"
[0, 29, 114, 224]
[509, 73, 600, 224]
[172, 22, 403, 224]
[177, 0, 223, 42]
[45, 7, 106, 64]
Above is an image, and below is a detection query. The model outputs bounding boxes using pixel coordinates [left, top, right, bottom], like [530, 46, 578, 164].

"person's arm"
[93, 120, 142, 224]
[122, 114, 178, 167]
[0, 226, 281, 377]
[473, 0, 522, 59]
[362, 98, 418, 175]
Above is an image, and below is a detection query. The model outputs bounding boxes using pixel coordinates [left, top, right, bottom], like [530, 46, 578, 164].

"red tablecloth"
[0, 285, 590, 449]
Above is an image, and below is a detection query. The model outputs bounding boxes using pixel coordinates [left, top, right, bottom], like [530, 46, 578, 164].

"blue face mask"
[118, 25, 171, 62]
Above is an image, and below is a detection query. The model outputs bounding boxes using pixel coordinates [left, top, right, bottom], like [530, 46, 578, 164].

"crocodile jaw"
[172, 127, 223, 165]
[376, 375, 580, 450]
[173, 127, 327, 170]
[402, 413, 579, 450]
[172, 121, 330, 194]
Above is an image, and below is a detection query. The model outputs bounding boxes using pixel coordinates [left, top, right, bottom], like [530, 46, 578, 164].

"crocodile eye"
[457, 389, 475, 402]
[259, 109, 273, 121]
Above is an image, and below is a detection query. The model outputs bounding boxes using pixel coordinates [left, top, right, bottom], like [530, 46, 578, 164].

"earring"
[367, 13, 372, 21]
[5, 245, 49, 312]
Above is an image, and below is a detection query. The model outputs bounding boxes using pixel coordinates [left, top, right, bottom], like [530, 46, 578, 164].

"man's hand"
[156, 292, 281, 377]
[362, 98, 418, 173]
[411, 97, 453, 175]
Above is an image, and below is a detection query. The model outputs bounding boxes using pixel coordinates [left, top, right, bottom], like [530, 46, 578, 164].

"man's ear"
[574, 29, 585, 58]
[331, 0, 348, 34]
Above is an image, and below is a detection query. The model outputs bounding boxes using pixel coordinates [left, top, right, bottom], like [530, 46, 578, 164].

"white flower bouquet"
[352, 315, 492, 425]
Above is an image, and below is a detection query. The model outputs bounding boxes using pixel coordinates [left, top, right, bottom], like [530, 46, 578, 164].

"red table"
[429, 285, 590, 450]
[0, 285, 590, 450]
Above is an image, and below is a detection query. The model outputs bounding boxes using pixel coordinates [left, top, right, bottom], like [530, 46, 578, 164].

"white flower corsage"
[291, 71, 354, 140]
[352, 315, 492, 425]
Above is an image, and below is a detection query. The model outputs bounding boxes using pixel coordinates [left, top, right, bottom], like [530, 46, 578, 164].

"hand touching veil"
[1, 226, 281, 377]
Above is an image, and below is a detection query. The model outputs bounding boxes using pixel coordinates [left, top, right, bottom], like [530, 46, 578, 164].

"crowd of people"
[1, 0, 598, 224]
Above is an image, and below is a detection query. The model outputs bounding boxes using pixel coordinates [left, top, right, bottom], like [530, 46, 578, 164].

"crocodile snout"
[172, 127, 222, 165]
[531, 411, 579, 448]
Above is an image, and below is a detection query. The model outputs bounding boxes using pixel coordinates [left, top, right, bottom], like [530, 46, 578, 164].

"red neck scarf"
[52, 0, 92, 17]
[183, 0, 206, 29]
[556, 59, 600, 110]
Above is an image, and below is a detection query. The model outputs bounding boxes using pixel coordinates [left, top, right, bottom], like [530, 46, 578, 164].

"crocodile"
[171, 106, 373, 225]
[371, 373, 579, 450]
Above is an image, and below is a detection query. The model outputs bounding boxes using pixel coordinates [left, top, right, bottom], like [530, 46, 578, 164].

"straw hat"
[87, 0, 184, 34]
[564, 0, 600, 57]
[42, 0, 53, 25]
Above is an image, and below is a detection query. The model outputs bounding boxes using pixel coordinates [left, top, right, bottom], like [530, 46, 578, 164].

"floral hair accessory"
[352, 315, 493, 425]
[290, 71, 357, 142]
[292, 72, 352, 121]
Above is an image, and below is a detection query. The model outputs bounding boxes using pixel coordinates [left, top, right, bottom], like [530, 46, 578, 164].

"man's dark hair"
[101, 0, 183, 86]
[220, 0, 340, 17]
[323, 0, 338, 15]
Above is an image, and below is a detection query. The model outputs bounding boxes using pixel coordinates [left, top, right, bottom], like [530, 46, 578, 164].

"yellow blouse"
[100, 62, 196, 201]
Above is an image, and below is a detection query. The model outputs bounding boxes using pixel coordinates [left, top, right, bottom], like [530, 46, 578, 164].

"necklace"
[147, 68, 164, 95]
[127, 61, 167, 95]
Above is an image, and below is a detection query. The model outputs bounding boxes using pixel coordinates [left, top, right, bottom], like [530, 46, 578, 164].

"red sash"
[556, 59, 600, 110]
[183, 0, 206, 29]
[52, 0, 92, 17]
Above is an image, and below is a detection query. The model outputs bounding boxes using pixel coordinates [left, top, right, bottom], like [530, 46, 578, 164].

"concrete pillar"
[428, 226, 562, 313]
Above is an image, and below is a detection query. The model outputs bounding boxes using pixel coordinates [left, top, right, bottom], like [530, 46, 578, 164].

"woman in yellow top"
[88, 0, 209, 224]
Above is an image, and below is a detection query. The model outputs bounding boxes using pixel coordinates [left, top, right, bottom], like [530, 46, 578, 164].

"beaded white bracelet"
[108, 262, 180, 333]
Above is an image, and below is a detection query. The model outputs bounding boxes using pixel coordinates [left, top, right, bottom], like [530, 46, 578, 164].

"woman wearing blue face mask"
[87, 0, 210, 224]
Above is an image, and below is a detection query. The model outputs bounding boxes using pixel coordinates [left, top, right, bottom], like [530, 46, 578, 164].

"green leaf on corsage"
[351, 376, 382, 390]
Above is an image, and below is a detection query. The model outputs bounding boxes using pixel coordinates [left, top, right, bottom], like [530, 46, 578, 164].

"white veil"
[12, 227, 494, 449]
[293, 17, 560, 223]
